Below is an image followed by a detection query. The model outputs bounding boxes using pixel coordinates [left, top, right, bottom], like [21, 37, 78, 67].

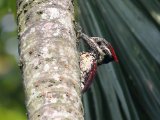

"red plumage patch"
[108, 44, 118, 62]
[82, 61, 97, 93]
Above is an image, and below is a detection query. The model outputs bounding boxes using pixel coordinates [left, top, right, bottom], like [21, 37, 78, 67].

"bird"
[78, 33, 118, 93]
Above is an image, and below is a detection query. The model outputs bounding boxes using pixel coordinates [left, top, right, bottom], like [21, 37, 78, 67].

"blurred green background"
[0, 0, 26, 120]
[0, 0, 160, 120]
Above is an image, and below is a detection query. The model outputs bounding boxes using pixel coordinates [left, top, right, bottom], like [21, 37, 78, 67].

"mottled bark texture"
[17, 0, 84, 119]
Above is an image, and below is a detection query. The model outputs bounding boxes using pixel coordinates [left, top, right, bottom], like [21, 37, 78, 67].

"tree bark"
[17, 0, 84, 119]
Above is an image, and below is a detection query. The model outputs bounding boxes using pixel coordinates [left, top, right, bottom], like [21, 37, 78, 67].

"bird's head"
[96, 39, 118, 64]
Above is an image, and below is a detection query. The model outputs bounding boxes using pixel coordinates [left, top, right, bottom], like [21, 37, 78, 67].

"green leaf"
[79, 0, 160, 120]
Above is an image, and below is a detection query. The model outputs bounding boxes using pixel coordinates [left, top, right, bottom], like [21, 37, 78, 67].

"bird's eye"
[97, 42, 101, 45]
[102, 49, 106, 53]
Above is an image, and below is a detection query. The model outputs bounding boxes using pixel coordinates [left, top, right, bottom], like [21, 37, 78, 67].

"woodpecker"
[78, 32, 118, 93]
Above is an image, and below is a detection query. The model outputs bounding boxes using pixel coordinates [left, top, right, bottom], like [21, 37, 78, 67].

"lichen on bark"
[17, 0, 84, 119]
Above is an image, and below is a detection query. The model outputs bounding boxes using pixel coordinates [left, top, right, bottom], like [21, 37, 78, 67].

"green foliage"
[0, 0, 26, 119]
[0, 107, 26, 120]
[0, 0, 16, 19]
[79, 0, 160, 120]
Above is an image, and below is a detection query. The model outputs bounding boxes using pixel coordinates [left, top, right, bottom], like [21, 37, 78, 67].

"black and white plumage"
[78, 31, 118, 93]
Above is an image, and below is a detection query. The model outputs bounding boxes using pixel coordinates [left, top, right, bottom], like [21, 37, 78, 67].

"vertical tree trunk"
[17, 0, 84, 119]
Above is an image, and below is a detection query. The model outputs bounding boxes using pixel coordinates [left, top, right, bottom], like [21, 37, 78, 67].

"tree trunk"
[17, 0, 84, 119]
